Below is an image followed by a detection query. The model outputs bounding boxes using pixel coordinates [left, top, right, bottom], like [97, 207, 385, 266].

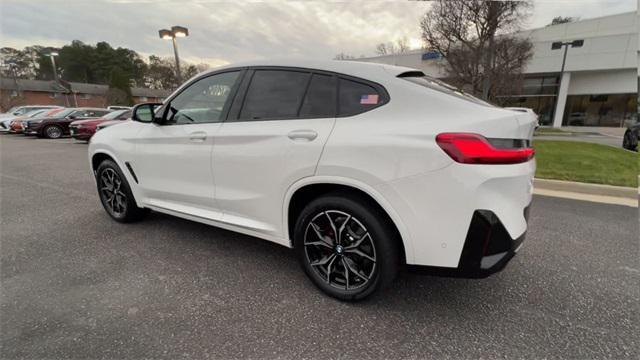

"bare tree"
[420, 0, 533, 101]
[375, 43, 390, 56]
[549, 16, 576, 26]
[375, 37, 410, 56]
[396, 37, 410, 53]
[334, 53, 356, 60]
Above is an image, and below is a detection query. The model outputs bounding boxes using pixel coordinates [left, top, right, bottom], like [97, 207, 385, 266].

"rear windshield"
[399, 72, 494, 107]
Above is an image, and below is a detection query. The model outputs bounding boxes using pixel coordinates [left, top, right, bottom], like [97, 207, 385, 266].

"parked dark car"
[622, 122, 639, 151]
[69, 109, 131, 141]
[24, 108, 111, 139]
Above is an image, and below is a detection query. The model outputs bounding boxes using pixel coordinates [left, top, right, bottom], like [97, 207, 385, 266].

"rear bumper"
[409, 206, 529, 278]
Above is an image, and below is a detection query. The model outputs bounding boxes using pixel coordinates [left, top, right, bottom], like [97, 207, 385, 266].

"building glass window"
[497, 96, 557, 126]
[563, 94, 637, 127]
[496, 75, 560, 126]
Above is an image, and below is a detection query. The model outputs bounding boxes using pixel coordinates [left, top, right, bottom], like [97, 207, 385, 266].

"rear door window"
[239, 70, 310, 120]
[299, 73, 336, 118]
[338, 78, 383, 116]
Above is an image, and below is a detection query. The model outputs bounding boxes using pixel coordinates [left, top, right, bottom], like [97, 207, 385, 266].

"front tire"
[96, 159, 148, 223]
[294, 193, 400, 301]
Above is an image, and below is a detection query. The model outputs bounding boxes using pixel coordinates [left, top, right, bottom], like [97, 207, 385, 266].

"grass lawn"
[534, 127, 568, 135]
[534, 140, 638, 188]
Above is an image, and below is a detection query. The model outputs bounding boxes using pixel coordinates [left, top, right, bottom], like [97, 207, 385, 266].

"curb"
[534, 178, 638, 207]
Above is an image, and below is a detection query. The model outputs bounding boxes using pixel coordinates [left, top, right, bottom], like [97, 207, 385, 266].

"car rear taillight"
[436, 133, 534, 165]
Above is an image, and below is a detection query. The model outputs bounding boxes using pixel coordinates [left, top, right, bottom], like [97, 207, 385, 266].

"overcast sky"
[1, 0, 637, 67]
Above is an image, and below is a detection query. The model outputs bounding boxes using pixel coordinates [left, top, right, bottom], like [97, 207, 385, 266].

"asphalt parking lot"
[1, 135, 638, 359]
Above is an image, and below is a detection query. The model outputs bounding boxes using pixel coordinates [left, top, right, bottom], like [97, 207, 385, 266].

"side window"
[299, 74, 336, 118]
[165, 71, 240, 125]
[239, 70, 310, 120]
[338, 78, 382, 117]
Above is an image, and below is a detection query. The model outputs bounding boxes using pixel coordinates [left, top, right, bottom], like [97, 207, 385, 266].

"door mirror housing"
[132, 103, 162, 123]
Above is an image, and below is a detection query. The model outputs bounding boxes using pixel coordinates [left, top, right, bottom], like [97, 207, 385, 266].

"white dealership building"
[360, 11, 638, 128]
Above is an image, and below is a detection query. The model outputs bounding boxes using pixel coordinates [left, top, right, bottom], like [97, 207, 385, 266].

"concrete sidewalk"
[534, 178, 637, 207]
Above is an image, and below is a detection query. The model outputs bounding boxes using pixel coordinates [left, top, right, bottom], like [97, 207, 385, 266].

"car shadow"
[139, 211, 513, 312]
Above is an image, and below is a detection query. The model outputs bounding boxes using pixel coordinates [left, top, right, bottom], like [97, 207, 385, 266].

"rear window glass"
[338, 79, 382, 116]
[240, 70, 310, 120]
[400, 74, 494, 107]
[299, 74, 336, 118]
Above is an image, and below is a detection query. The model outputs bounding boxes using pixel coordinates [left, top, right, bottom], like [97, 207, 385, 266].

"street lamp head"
[159, 29, 173, 40]
[570, 39, 584, 48]
[171, 25, 189, 37]
[551, 42, 563, 50]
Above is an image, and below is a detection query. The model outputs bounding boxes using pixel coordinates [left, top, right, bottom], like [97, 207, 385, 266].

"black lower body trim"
[408, 206, 529, 278]
[124, 162, 139, 184]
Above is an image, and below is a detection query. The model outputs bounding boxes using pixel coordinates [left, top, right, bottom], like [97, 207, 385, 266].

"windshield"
[27, 110, 47, 118]
[102, 110, 128, 120]
[52, 108, 76, 118]
[399, 73, 495, 107]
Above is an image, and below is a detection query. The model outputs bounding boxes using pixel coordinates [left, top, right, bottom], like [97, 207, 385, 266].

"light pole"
[159, 26, 189, 85]
[550, 39, 583, 127]
[48, 51, 59, 82]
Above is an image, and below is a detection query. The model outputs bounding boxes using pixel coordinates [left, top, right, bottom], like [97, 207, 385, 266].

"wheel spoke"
[337, 214, 351, 245]
[324, 212, 338, 242]
[343, 257, 369, 282]
[304, 240, 333, 249]
[344, 248, 376, 262]
[309, 222, 333, 247]
[326, 255, 337, 283]
[341, 257, 349, 289]
[310, 253, 336, 267]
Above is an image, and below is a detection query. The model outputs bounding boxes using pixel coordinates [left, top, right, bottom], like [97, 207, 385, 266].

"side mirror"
[132, 103, 162, 123]
[68, 115, 77, 120]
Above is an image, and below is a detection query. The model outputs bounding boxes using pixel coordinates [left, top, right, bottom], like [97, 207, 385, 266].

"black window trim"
[156, 68, 247, 126]
[225, 66, 389, 123]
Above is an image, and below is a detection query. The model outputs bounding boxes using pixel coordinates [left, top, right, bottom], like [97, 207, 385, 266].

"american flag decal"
[360, 94, 379, 105]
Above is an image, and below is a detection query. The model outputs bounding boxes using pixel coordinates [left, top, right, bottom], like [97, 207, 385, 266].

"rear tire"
[623, 130, 637, 151]
[96, 159, 148, 223]
[43, 125, 63, 139]
[294, 192, 400, 301]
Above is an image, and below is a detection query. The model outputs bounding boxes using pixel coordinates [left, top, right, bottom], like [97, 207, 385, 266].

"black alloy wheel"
[96, 159, 148, 222]
[294, 193, 400, 301]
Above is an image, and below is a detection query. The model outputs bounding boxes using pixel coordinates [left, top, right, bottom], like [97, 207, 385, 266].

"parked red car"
[69, 109, 132, 141]
[24, 107, 111, 138]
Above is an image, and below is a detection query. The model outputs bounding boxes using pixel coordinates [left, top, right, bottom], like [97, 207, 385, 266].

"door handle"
[287, 130, 318, 142]
[189, 131, 207, 142]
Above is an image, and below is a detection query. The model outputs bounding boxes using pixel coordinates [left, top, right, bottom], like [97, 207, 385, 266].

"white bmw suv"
[89, 60, 536, 300]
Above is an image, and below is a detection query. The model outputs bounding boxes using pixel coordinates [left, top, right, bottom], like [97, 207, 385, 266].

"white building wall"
[358, 11, 638, 127]
[568, 69, 638, 95]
